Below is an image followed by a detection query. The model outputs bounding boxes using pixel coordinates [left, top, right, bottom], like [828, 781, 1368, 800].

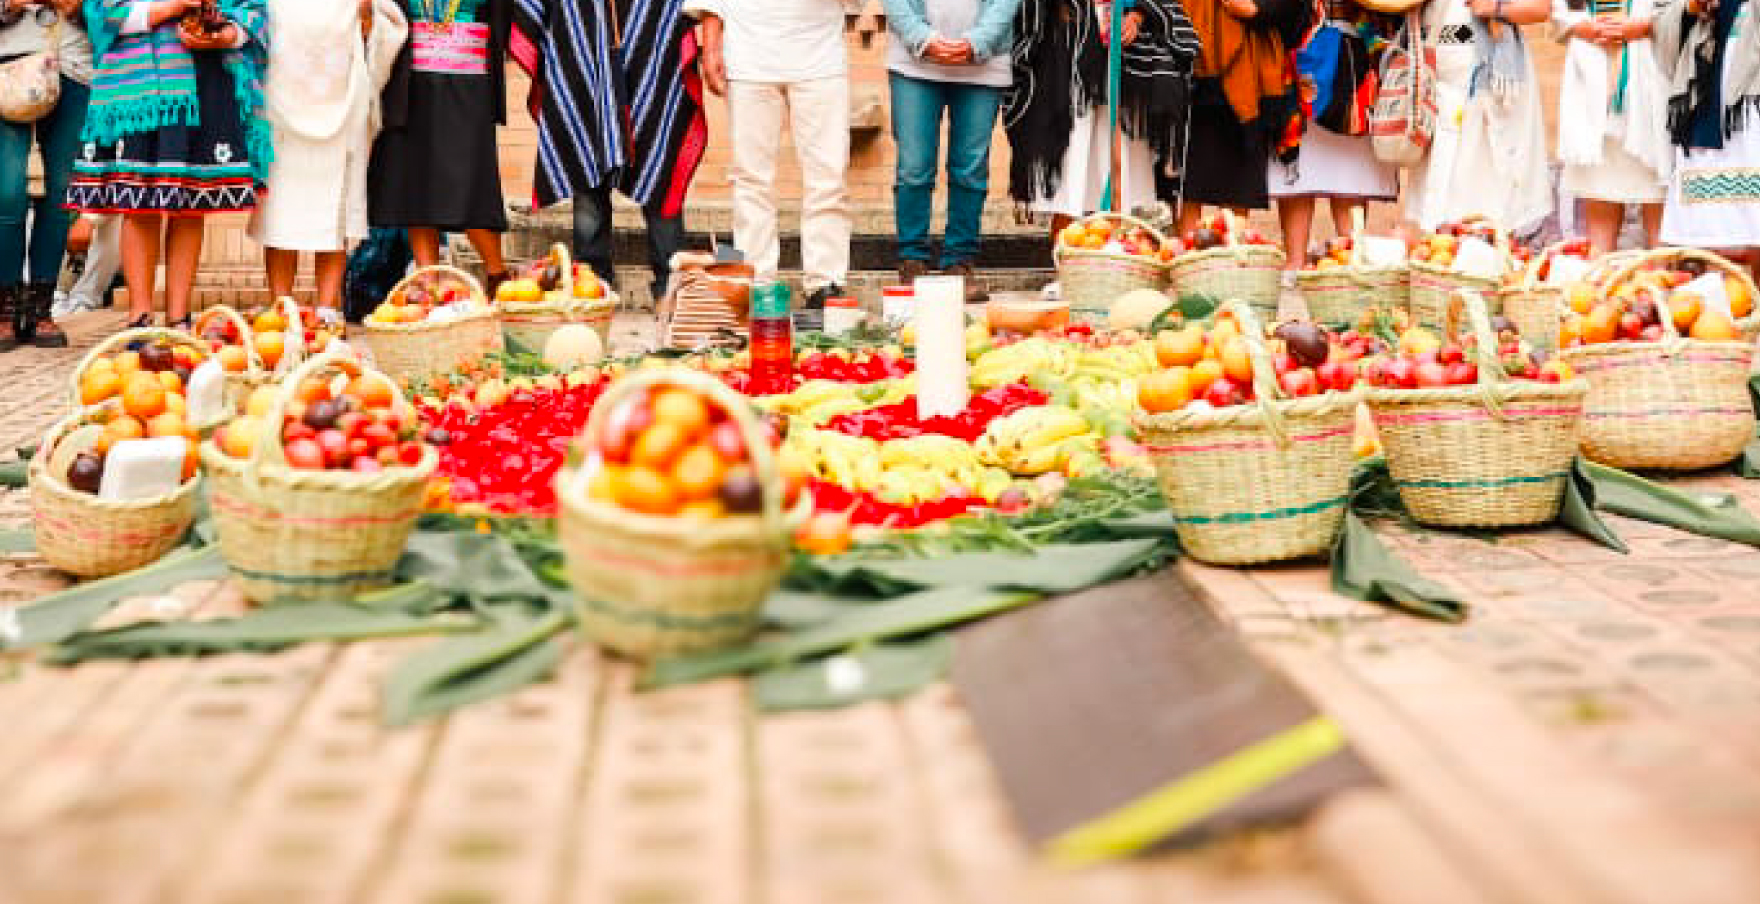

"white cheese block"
[1356, 236, 1408, 268]
[185, 359, 229, 430]
[98, 437, 188, 501]
[1545, 254, 1592, 287]
[1452, 237, 1504, 280]
[1679, 271, 1732, 318]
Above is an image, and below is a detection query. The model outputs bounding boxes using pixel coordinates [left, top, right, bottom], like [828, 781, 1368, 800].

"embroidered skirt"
[1660, 128, 1760, 247]
[66, 53, 259, 215]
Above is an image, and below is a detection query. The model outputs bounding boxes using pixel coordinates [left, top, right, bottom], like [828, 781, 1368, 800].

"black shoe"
[795, 284, 843, 333]
[20, 283, 67, 348]
[942, 262, 989, 303]
[0, 286, 18, 352]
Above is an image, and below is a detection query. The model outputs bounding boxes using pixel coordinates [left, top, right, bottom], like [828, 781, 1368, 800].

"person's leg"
[1329, 198, 1366, 238]
[0, 116, 30, 345]
[1639, 203, 1663, 249]
[889, 72, 944, 270]
[121, 213, 164, 323]
[727, 80, 786, 282]
[789, 75, 852, 295]
[312, 251, 346, 312]
[466, 228, 506, 280]
[1275, 196, 1315, 271]
[162, 215, 205, 325]
[641, 200, 685, 302]
[71, 214, 122, 310]
[941, 83, 1001, 268]
[21, 78, 89, 343]
[571, 183, 617, 286]
[265, 247, 299, 300]
[1581, 200, 1624, 258]
[408, 227, 443, 266]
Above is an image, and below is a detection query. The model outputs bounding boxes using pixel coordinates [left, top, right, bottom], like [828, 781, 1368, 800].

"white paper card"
[1356, 236, 1407, 267]
[1452, 237, 1503, 280]
[1545, 254, 1592, 287]
[1679, 271, 1732, 318]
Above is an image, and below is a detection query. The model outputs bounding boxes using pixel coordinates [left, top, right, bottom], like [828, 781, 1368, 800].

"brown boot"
[0, 286, 18, 352]
[21, 283, 68, 348]
[898, 259, 930, 284]
[942, 262, 989, 303]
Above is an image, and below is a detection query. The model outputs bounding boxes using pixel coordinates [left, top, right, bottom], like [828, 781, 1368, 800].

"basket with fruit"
[1294, 209, 1410, 327]
[1407, 216, 1518, 331]
[1365, 289, 1587, 528]
[360, 265, 504, 386]
[29, 403, 203, 578]
[71, 326, 230, 426]
[1166, 211, 1286, 320]
[1494, 239, 1596, 354]
[1053, 212, 1174, 322]
[497, 243, 619, 351]
[192, 302, 296, 413]
[1132, 301, 1363, 565]
[555, 368, 812, 658]
[1557, 248, 1759, 470]
[200, 351, 437, 604]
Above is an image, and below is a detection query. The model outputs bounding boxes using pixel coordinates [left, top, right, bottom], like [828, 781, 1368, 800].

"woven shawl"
[511, 0, 706, 216]
[81, 0, 273, 182]
[1186, 0, 1315, 165]
[1003, 0, 1200, 204]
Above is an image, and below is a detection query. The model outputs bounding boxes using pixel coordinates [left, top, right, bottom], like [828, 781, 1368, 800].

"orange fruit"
[1669, 292, 1702, 332]
[163, 392, 187, 415]
[87, 356, 116, 374]
[1137, 367, 1193, 414]
[147, 411, 187, 439]
[670, 443, 725, 500]
[348, 375, 395, 410]
[587, 463, 621, 503]
[1565, 283, 1595, 315]
[253, 310, 287, 333]
[1559, 313, 1585, 348]
[678, 498, 726, 520]
[1154, 326, 1205, 367]
[631, 422, 690, 471]
[219, 416, 257, 458]
[614, 465, 679, 515]
[1189, 359, 1225, 394]
[121, 373, 168, 420]
[1219, 337, 1254, 384]
[256, 331, 286, 369]
[1057, 223, 1087, 247]
[1726, 275, 1754, 318]
[1081, 233, 1106, 250]
[105, 415, 145, 445]
[651, 389, 713, 437]
[157, 370, 182, 393]
[218, 345, 249, 373]
[246, 384, 277, 418]
[80, 369, 122, 405]
[294, 377, 332, 405]
[1690, 310, 1739, 340]
[114, 350, 142, 376]
[1582, 304, 1620, 344]
[182, 444, 199, 482]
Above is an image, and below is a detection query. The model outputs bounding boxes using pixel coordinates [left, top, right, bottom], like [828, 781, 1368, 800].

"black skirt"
[367, 70, 507, 232]
[1176, 79, 1271, 211]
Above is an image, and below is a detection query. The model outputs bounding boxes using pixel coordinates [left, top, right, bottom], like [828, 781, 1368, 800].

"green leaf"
[1174, 293, 1220, 322]
[0, 459, 24, 488]
[791, 539, 1166, 597]
[6, 547, 226, 649]
[640, 586, 1039, 690]
[1580, 459, 1760, 547]
[381, 602, 570, 726]
[754, 636, 953, 711]
[763, 588, 879, 630]
[49, 602, 474, 664]
[503, 332, 537, 358]
[1330, 511, 1466, 622]
[1556, 458, 1629, 553]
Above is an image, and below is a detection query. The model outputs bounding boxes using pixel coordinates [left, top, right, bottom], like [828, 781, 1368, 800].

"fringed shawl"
[1186, 0, 1315, 165]
[1003, 0, 1200, 205]
[81, 0, 274, 183]
[1655, 0, 1760, 149]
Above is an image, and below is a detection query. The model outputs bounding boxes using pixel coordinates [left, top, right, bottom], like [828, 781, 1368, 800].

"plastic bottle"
[749, 282, 794, 395]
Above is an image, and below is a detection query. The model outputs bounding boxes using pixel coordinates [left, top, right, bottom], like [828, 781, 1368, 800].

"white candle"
[913, 275, 969, 419]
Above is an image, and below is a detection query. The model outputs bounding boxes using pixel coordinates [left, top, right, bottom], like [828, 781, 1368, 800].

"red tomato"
[708, 420, 747, 462]
[317, 428, 349, 466]
[398, 442, 425, 466]
[285, 437, 326, 469]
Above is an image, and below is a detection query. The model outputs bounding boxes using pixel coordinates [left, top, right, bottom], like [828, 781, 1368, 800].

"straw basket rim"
[1294, 262, 1408, 286]
[31, 410, 204, 511]
[1365, 377, 1589, 408]
[1134, 386, 1363, 434]
[560, 483, 815, 546]
[68, 326, 212, 410]
[365, 264, 496, 334]
[1170, 243, 1288, 270]
[500, 291, 619, 318]
[1052, 211, 1174, 265]
[1407, 258, 1502, 287]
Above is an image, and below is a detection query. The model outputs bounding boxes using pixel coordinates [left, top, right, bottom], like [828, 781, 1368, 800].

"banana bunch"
[758, 379, 862, 417]
[974, 405, 1098, 475]
[783, 428, 880, 490]
[1072, 342, 1155, 384]
[970, 338, 1078, 389]
[785, 427, 1013, 503]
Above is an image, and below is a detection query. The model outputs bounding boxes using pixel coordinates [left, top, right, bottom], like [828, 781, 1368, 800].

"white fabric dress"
[1553, 0, 1669, 204]
[1031, 106, 1159, 218]
[1268, 126, 1399, 199]
[1406, 0, 1552, 231]
[1660, 1, 1760, 246]
[250, 0, 407, 252]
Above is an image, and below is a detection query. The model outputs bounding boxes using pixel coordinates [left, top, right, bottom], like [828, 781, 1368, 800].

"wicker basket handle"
[1447, 289, 1514, 421]
[1220, 299, 1291, 448]
[192, 304, 267, 377]
[1602, 247, 1756, 336]
[549, 243, 576, 300]
[1345, 206, 1368, 266]
[388, 264, 494, 313]
[271, 296, 313, 376]
[67, 326, 210, 410]
[1052, 212, 1173, 266]
[245, 349, 412, 489]
[1517, 240, 1572, 290]
[568, 367, 789, 538]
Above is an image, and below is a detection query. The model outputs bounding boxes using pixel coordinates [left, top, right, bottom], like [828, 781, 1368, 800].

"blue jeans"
[889, 72, 1002, 266]
[0, 77, 89, 287]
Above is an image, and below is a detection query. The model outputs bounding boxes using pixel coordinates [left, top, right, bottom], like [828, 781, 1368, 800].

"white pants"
[728, 77, 851, 291]
[65, 213, 121, 311]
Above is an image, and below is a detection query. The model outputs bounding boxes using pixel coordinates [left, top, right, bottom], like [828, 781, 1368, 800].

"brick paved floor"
[3, 310, 1760, 904]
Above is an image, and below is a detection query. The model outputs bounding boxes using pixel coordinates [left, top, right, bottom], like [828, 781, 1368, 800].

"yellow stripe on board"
[1046, 716, 1348, 868]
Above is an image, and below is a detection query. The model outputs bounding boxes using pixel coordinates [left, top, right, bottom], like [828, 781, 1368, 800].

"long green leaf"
[7, 547, 226, 649]
[0, 459, 24, 488]
[640, 586, 1038, 690]
[754, 636, 952, 711]
[1582, 459, 1760, 547]
[793, 539, 1164, 597]
[1330, 511, 1466, 622]
[1555, 458, 1629, 552]
[381, 602, 570, 726]
[50, 602, 474, 663]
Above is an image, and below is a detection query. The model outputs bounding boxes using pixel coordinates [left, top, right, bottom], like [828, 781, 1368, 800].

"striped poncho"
[510, 0, 706, 216]
[80, 0, 274, 183]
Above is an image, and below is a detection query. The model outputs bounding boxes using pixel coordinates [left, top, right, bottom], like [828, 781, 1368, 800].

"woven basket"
[192, 304, 273, 416]
[1054, 213, 1171, 323]
[1589, 247, 1760, 340]
[557, 368, 808, 659]
[1168, 211, 1286, 321]
[500, 243, 621, 351]
[357, 266, 503, 387]
[1133, 300, 1363, 565]
[1494, 240, 1579, 353]
[1294, 207, 1410, 326]
[1367, 289, 1587, 527]
[200, 351, 435, 604]
[28, 408, 201, 578]
[1558, 250, 1759, 470]
[69, 326, 213, 414]
[1408, 216, 1513, 330]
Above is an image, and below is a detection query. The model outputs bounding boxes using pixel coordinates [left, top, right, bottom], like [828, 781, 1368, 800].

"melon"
[1108, 288, 1172, 332]
[543, 324, 605, 370]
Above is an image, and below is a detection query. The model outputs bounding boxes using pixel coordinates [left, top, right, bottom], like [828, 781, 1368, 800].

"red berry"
[398, 441, 425, 466]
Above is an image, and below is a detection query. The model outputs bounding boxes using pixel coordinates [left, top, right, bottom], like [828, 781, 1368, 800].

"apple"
[1445, 362, 1478, 385]
[1279, 368, 1320, 398]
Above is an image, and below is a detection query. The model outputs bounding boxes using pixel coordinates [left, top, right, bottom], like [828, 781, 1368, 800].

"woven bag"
[29, 407, 200, 578]
[661, 254, 752, 350]
[1367, 289, 1587, 527]
[357, 266, 503, 387]
[200, 351, 435, 604]
[1558, 249, 1760, 470]
[1055, 212, 1172, 323]
[1133, 300, 1363, 564]
[1368, 11, 1436, 166]
[557, 368, 810, 658]
[0, 14, 60, 123]
[1167, 211, 1286, 320]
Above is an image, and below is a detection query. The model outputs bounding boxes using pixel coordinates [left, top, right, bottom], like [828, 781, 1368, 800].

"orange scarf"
[1186, 0, 1295, 130]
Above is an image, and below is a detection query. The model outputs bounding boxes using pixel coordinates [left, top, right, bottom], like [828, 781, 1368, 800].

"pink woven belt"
[412, 22, 489, 75]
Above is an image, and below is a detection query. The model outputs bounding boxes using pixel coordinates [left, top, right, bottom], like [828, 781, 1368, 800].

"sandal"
[126, 312, 155, 329]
